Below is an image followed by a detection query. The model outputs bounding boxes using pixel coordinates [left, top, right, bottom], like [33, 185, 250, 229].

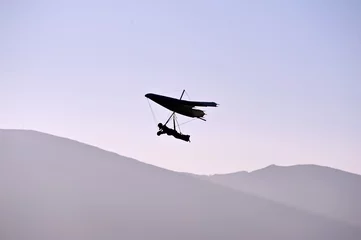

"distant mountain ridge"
[200, 164, 361, 228]
[1, 129, 361, 240]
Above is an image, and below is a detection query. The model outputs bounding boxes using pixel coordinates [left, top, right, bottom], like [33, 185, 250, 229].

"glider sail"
[145, 91, 218, 120]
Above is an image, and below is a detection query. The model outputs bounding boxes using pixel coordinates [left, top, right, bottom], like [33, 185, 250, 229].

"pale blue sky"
[1, 0, 360, 174]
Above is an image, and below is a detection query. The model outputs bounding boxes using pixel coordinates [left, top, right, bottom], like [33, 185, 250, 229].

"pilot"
[157, 123, 190, 142]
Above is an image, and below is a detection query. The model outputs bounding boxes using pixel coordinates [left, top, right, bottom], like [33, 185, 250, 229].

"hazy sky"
[1, 0, 360, 174]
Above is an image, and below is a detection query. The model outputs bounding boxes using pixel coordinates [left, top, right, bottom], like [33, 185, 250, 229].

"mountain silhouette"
[1, 129, 360, 240]
[202, 164, 361, 228]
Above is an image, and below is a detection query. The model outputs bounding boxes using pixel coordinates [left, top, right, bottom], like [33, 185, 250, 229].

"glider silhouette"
[145, 90, 218, 142]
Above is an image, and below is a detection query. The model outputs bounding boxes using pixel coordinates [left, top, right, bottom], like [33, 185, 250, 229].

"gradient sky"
[1, 0, 360, 175]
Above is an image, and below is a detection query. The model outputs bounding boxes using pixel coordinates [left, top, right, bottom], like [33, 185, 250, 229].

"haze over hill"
[200, 164, 361, 228]
[1, 129, 361, 240]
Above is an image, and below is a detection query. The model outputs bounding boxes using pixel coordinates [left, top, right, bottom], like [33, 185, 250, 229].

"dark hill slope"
[1, 129, 360, 240]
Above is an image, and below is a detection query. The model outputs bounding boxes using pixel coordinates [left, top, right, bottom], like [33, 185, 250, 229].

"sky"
[1, 0, 360, 175]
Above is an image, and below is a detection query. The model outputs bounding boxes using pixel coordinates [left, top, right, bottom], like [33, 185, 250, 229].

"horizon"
[3, 127, 361, 239]
[1, 1, 360, 175]
[2, 127, 360, 177]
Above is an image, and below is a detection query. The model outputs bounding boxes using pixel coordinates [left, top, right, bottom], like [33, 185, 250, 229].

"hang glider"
[145, 90, 218, 142]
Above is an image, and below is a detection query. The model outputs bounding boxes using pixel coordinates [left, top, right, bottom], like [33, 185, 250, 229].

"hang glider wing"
[145, 92, 218, 120]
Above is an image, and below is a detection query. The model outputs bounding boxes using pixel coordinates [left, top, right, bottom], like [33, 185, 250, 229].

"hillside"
[203, 164, 361, 228]
[1, 129, 360, 240]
